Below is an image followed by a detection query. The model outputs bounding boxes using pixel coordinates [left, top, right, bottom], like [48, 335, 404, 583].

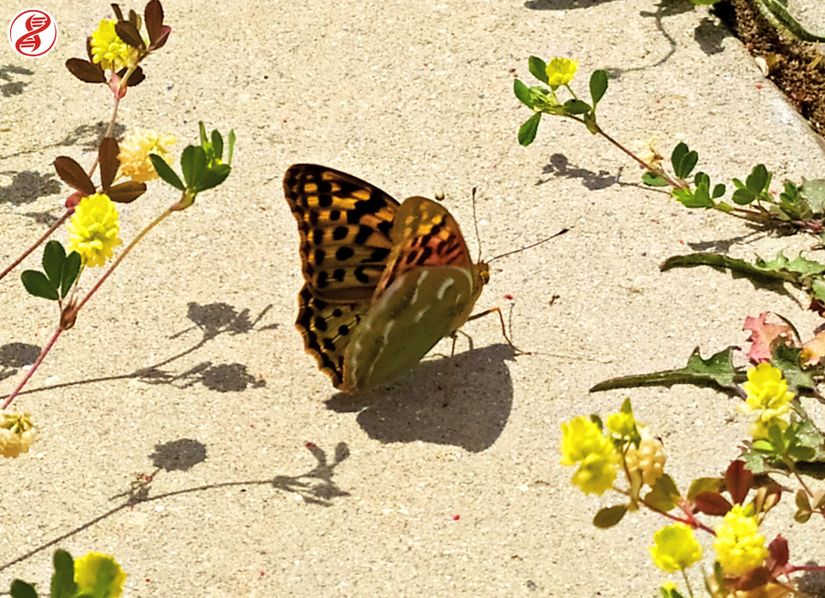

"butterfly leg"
[466, 305, 529, 356]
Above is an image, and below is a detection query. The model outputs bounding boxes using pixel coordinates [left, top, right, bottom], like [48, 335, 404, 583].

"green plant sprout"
[0, 1, 234, 457]
[514, 57, 825, 235]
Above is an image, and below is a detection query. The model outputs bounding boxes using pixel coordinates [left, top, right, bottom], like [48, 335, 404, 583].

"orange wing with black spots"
[284, 164, 400, 303]
[374, 196, 473, 299]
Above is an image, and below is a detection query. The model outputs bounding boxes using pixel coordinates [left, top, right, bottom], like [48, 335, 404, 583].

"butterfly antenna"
[471, 187, 483, 263]
[487, 227, 570, 264]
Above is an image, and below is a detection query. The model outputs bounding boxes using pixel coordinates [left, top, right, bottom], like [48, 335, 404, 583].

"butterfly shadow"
[325, 343, 515, 453]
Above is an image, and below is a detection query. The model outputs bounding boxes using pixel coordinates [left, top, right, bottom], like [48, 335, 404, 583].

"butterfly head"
[477, 261, 490, 286]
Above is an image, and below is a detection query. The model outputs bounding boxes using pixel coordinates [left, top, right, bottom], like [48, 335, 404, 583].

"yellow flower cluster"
[0, 411, 37, 458]
[118, 129, 176, 183]
[649, 522, 702, 572]
[90, 19, 139, 71]
[74, 551, 127, 597]
[546, 57, 578, 88]
[739, 363, 794, 439]
[625, 427, 666, 487]
[560, 416, 619, 495]
[67, 193, 123, 267]
[713, 505, 767, 577]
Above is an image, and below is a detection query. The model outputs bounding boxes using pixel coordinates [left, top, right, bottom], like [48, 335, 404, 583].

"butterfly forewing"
[375, 196, 473, 298]
[296, 284, 369, 389]
[284, 164, 400, 303]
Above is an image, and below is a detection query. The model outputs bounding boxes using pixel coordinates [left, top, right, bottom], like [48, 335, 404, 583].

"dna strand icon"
[14, 11, 52, 55]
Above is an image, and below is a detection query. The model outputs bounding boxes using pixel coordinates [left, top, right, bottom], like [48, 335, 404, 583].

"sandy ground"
[1, 1, 825, 596]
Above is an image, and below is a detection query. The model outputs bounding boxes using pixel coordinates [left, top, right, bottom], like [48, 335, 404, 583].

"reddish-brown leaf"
[149, 25, 171, 51]
[766, 534, 789, 572]
[734, 566, 771, 591]
[725, 460, 753, 505]
[127, 66, 145, 86]
[108, 181, 146, 203]
[128, 8, 140, 28]
[111, 3, 125, 20]
[145, 0, 164, 43]
[115, 21, 145, 50]
[99, 137, 119, 192]
[54, 157, 95, 195]
[65, 58, 106, 84]
[693, 491, 732, 516]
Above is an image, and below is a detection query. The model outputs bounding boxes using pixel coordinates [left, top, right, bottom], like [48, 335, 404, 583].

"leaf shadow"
[0, 440, 350, 572]
[798, 565, 825, 596]
[0, 121, 126, 161]
[535, 153, 618, 190]
[686, 230, 765, 252]
[0, 170, 61, 205]
[0, 64, 33, 97]
[1, 302, 278, 399]
[326, 343, 515, 453]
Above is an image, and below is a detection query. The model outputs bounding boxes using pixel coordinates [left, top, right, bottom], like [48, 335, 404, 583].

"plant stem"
[0, 80, 124, 282]
[71, 206, 174, 316]
[0, 211, 71, 282]
[681, 569, 694, 598]
[1, 326, 63, 410]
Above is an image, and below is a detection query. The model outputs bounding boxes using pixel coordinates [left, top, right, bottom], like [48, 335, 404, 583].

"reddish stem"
[0, 210, 71, 282]
[1, 326, 64, 410]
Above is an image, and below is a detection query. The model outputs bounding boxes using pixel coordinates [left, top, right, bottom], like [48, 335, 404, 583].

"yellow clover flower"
[67, 193, 122, 267]
[546, 57, 578, 88]
[713, 505, 768, 577]
[118, 129, 177, 183]
[0, 412, 36, 458]
[739, 363, 794, 439]
[74, 551, 127, 597]
[90, 19, 139, 71]
[560, 416, 620, 495]
[649, 522, 702, 572]
[625, 426, 666, 487]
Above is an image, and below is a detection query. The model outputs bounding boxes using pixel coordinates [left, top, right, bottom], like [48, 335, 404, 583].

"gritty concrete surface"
[1, 1, 824, 596]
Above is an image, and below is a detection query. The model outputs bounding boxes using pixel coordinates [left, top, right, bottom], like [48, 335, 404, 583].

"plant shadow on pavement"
[326, 343, 515, 453]
[0, 170, 61, 206]
[0, 439, 351, 572]
[0, 65, 33, 97]
[0, 302, 277, 399]
[524, 0, 730, 74]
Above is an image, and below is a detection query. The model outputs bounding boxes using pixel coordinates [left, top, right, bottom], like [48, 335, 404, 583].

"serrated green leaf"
[60, 251, 82, 298]
[10, 580, 38, 598]
[771, 344, 816, 392]
[21, 270, 58, 301]
[518, 112, 541, 146]
[593, 504, 627, 528]
[513, 79, 533, 108]
[740, 446, 771, 473]
[661, 253, 798, 291]
[800, 178, 825, 214]
[528, 56, 548, 84]
[591, 347, 741, 394]
[51, 549, 77, 598]
[42, 240, 65, 284]
[589, 69, 608, 105]
[150, 154, 184, 190]
[642, 172, 668, 187]
[562, 99, 591, 115]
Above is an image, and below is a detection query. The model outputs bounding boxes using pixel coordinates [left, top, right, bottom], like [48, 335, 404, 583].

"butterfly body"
[285, 164, 487, 393]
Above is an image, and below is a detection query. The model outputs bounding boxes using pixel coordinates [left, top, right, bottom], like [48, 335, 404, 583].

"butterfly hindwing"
[343, 266, 478, 392]
[296, 284, 369, 389]
[284, 164, 400, 302]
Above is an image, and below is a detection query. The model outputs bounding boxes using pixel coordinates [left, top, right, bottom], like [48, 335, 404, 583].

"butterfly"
[283, 163, 490, 393]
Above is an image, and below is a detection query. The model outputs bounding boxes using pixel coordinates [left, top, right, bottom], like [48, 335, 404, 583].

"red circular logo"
[8, 9, 58, 58]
